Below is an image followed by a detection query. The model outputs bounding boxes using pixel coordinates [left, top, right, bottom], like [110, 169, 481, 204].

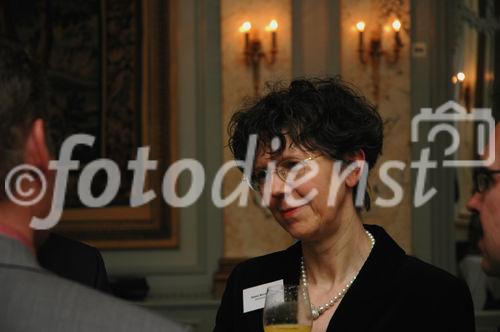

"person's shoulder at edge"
[1, 264, 186, 332]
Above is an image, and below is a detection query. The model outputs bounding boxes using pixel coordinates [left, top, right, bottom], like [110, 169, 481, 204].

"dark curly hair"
[0, 37, 49, 200]
[228, 77, 383, 211]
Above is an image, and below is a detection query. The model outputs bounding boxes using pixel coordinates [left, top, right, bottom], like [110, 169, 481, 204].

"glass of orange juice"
[263, 284, 312, 332]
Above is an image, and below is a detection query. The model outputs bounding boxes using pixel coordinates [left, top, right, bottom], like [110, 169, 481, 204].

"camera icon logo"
[411, 101, 495, 167]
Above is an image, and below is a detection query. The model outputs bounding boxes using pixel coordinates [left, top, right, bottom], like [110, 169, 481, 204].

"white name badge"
[242, 279, 284, 313]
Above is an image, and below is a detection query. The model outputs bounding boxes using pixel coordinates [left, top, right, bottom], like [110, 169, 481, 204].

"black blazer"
[214, 224, 475, 332]
[37, 233, 110, 292]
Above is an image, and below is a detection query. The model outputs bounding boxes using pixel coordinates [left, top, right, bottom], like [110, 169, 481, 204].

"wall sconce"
[355, 19, 404, 101]
[239, 20, 278, 96]
[453, 72, 471, 110]
[356, 19, 404, 65]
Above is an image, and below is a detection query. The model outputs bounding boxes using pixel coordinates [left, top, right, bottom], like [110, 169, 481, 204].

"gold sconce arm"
[240, 20, 278, 96]
[355, 19, 405, 101]
[356, 19, 404, 65]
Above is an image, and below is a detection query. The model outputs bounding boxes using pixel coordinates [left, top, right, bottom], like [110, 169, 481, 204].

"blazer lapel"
[325, 225, 406, 331]
[283, 241, 303, 285]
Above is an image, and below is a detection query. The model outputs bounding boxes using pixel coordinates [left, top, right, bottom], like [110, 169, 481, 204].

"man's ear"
[345, 150, 367, 188]
[24, 119, 51, 174]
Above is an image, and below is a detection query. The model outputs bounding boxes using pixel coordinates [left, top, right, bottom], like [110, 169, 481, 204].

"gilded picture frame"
[1, 0, 177, 249]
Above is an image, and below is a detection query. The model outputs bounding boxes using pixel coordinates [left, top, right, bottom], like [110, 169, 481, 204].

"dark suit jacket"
[214, 224, 475, 332]
[37, 233, 110, 292]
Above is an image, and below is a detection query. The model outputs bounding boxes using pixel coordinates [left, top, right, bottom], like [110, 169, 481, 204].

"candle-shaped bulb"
[266, 19, 278, 55]
[457, 72, 466, 82]
[240, 21, 251, 54]
[239, 21, 252, 33]
[265, 19, 278, 32]
[392, 19, 401, 32]
[356, 21, 366, 32]
[356, 21, 365, 56]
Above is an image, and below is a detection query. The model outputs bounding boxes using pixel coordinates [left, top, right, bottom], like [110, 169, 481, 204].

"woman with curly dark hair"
[214, 77, 474, 332]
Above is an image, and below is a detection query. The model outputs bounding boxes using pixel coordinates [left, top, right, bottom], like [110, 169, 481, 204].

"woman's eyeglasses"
[473, 167, 500, 193]
[244, 155, 321, 192]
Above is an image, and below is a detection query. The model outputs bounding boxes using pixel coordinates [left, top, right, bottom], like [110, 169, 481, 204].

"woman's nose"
[267, 171, 286, 197]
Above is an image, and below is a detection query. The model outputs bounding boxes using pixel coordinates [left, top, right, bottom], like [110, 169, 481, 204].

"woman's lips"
[281, 206, 302, 218]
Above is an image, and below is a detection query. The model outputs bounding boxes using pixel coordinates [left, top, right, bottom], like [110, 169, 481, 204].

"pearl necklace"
[301, 229, 375, 320]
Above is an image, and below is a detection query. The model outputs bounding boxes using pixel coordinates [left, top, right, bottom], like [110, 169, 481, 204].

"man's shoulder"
[0, 266, 184, 332]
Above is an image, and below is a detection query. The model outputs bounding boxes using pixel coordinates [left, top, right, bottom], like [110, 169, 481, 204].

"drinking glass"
[263, 284, 313, 332]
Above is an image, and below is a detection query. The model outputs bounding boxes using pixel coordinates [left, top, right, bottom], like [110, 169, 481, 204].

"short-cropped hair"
[0, 37, 48, 200]
[228, 77, 384, 211]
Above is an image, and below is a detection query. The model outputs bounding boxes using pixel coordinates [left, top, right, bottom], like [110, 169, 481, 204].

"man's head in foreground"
[0, 37, 54, 242]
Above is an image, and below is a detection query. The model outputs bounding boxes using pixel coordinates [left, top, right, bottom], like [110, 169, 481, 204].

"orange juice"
[264, 324, 311, 332]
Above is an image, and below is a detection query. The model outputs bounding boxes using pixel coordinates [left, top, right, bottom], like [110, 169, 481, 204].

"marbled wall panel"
[221, 0, 293, 258]
[341, 0, 412, 252]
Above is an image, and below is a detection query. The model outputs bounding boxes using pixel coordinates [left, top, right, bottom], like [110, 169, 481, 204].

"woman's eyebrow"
[252, 164, 265, 171]
[253, 157, 273, 170]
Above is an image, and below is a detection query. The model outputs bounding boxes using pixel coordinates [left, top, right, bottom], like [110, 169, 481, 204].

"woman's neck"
[301, 212, 372, 287]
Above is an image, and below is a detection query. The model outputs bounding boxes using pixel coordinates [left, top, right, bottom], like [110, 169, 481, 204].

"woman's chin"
[282, 224, 315, 241]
